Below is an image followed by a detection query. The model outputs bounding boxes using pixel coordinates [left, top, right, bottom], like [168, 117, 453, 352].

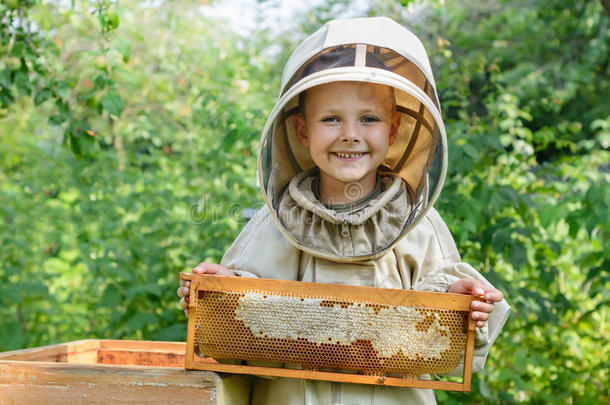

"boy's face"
[294, 81, 400, 198]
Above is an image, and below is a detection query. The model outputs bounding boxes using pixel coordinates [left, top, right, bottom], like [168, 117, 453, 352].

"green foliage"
[373, 0, 609, 402]
[1, 0, 608, 404]
[1, 0, 268, 348]
[0, 0, 126, 158]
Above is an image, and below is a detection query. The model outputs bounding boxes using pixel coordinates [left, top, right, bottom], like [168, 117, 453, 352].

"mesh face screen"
[282, 45, 438, 107]
[194, 289, 469, 377]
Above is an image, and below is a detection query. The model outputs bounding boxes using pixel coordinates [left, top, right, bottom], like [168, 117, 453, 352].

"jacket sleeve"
[220, 205, 301, 280]
[396, 208, 511, 374]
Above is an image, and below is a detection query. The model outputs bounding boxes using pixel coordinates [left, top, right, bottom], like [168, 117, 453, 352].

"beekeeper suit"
[216, 16, 510, 405]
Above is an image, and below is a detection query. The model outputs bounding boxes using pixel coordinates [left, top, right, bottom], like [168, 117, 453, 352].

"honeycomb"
[194, 289, 469, 378]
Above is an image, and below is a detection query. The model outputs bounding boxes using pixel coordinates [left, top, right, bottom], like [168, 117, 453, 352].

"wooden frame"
[181, 273, 479, 392]
[0, 339, 218, 404]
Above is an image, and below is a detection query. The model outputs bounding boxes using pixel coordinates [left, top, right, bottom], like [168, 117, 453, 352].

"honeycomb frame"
[181, 273, 478, 392]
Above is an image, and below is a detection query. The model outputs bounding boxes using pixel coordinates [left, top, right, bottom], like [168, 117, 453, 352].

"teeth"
[336, 152, 363, 158]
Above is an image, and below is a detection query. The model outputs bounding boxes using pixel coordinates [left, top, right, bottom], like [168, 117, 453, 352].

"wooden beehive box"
[182, 274, 480, 392]
[0, 339, 226, 405]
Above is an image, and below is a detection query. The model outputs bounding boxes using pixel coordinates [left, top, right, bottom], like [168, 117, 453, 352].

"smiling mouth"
[333, 152, 367, 159]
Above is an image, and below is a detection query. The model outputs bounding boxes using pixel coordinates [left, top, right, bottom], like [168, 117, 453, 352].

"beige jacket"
[215, 173, 509, 404]
[211, 17, 510, 404]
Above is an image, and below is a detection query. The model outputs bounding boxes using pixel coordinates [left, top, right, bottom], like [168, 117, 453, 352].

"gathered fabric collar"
[275, 169, 415, 258]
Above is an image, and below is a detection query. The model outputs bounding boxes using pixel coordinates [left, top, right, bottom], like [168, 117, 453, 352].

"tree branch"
[601, 0, 610, 18]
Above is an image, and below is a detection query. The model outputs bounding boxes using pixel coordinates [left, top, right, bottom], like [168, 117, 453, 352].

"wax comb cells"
[195, 290, 468, 377]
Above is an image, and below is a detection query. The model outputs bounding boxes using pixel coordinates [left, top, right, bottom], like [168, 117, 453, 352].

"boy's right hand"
[177, 262, 234, 316]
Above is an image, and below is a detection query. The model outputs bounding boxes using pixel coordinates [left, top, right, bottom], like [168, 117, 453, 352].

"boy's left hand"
[448, 278, 504, 328]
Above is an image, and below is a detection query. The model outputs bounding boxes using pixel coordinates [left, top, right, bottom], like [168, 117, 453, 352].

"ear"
[293, 114, 309, 147]
[388, 111, 401, 146]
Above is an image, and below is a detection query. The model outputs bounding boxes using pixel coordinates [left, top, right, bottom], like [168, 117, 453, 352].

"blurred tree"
[363, 0, 609, 403]
[601, 0, 610, 17]
[1, 0, 267, 347]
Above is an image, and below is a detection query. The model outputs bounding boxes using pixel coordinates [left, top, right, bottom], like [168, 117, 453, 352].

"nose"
[341, 122, 361, 144]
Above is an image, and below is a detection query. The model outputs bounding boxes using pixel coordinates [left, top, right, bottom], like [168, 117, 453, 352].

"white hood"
[257, 17, 448, 261]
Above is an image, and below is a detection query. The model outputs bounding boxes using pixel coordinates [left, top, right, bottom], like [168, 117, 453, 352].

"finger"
[193, 262, 218, 274]
[469, 280, 486, 297]
[193, 263, 207, 274]
[471, 300, 495, 314]
[484, 288, 504, 303]
[193, 262, 234, 275]
[459, 278, 486, 297]
[184, 309, 188, 317]
[471, 311, 491, 322]
[177, 286, 190, 298]
[180, 296, 188, 310]
[477, 320, 485, 328]
[179, 279, 190, 288]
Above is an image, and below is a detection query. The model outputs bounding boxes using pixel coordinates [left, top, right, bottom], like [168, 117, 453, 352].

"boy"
[178, 17, 509, 404]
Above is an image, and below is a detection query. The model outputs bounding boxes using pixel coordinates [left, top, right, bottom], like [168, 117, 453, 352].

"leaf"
[99, 284, 122, 308]
[491, 187, 518, 208]
[126, 282, 163, 299]
[478, 377, 494, 400]
[0, 321, 25, 351]
[107, 12, 120, 30]
[126, 313, 157, 333]
[94, 73, 108, 90]
[30, 281, 50, 298]
[518, 288, 557, 322]
[151, 323, 186, 341]
[13, 71, 31, 95]
[539, 205, 561, 228]
[510, 241, 528, 269]
[49, 114, 68, 126]
[11, 43, 25, 57]
[540, 266, 558, 285]
[0, 88, 15, 107]
[0, 284, 21, 303]
[34, 88, 53, 105]
[495, 217, 516, 228]
[68, 129, 82, 157]
[0, 69, 11, 88]
[462, 143, 478, 160]
[585, 260, 608, 283]
[76, 90, 95, 101]
[77, 130, 97, 158]
[49, 99, 70, 125]
[99, 89, 125, 117]
[55, 80, 72, 101]
[492, 228, 511, 252]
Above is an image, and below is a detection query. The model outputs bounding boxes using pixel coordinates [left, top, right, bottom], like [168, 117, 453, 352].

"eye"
[361, 116, 380, 123]
[321, 116, 340, 123]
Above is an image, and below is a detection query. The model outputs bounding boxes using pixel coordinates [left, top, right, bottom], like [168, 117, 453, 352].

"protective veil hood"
[257, 17, 448, 261]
